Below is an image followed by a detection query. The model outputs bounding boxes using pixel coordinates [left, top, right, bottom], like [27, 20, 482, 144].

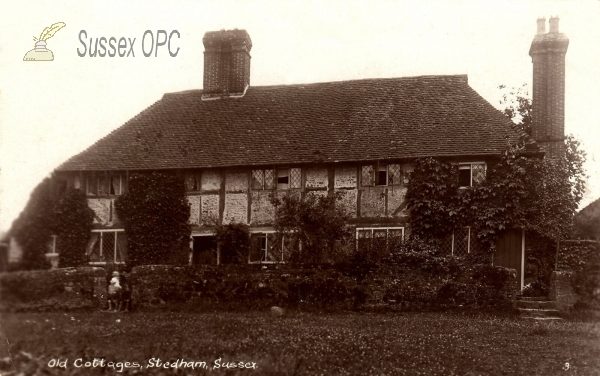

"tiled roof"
[57, 75, 537, 171]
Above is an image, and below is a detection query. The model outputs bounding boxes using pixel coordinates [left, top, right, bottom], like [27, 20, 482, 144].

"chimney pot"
[549, 16, 559, 33]
[536, 17, 546, 34]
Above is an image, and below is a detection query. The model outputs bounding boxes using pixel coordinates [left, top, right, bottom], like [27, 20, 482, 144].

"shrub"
[215, 223, 251, 264]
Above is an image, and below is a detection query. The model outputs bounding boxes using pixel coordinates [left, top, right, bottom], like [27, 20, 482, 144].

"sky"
[1, 0, 599, 232]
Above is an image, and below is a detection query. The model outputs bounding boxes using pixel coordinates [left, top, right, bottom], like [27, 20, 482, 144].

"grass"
[0, 310, 598, 375]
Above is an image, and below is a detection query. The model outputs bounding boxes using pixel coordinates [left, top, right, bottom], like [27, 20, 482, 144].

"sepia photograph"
[0, 0, 599, 374]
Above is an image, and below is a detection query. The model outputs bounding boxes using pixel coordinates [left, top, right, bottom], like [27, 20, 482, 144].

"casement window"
[442, 227, 480, 257]
[184, 172, 202, 191]
[249, 231, 298, 263]
[46, 235, 58, 255]
[361, 164, 402, 187]
[356, 227, 404, 253]
[86, 174, 125, 196]
[252, 168, 301, 190]
[87, 230, 127, 264]
[458, 162, 486, 188]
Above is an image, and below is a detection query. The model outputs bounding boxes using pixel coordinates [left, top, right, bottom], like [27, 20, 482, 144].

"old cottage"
[50, 18, 568, 289]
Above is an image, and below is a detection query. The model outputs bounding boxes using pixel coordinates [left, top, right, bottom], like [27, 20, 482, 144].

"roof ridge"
[162, 74, 469, 97]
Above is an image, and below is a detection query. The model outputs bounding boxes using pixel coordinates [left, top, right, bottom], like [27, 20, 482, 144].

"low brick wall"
[0, 267, 106, 312]
[130, 263, 517, 311]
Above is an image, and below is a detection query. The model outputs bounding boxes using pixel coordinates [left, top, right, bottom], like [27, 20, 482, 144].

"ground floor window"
[356, 227, 404, 255]
[441, 227, 480, 257]
[249, 232, 299, 263]
[88, 230, 127, 264]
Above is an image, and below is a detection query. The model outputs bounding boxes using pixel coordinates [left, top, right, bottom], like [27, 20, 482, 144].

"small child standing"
[107, 271, 122, 311]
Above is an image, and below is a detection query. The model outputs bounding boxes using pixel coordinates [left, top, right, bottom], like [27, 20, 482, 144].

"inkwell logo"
[23, 22, 66, 61]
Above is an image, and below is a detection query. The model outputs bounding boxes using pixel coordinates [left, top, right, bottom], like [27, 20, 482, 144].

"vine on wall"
[115, 172, 191, 267]
[55, 187, 95, 267]
[406, 136, 586, 259]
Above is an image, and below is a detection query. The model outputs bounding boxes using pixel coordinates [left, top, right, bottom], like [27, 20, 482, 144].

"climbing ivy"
[55, 187, 94, 267]
[115, 171, 191, 267]
[407, 136, 586, 256]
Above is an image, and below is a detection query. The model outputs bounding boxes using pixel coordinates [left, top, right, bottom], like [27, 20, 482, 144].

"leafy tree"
[215, 223, 250, 264]
[55, 187, 94, 267]
[498, 83, 532, 135]
[271, 192, 351, 263]
[115, 172, 191, 267]
[10, 178, 54, 270]
[11, 177, 96, 270]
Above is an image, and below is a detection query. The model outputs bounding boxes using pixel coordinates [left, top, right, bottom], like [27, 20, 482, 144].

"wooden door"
[494, 229, 524, 291]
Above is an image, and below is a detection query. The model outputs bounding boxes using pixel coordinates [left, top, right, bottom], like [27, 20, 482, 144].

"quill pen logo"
[23, 22, 66, 61]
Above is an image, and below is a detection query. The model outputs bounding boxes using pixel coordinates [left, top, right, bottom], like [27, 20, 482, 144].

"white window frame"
[45, 235, 58, 256]
[447, 227, 473, 256]
[355, 226, 405, 246]
[248, 230, 298, 264]
[458, 162, 486, 188]
[88, 229, 126, 265]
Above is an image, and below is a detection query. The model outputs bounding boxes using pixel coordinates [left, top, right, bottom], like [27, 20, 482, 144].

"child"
[107, 271, 122, 311]
[118, 274, 132, 312]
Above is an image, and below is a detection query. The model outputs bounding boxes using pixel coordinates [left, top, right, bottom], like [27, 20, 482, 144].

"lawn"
[0, 310, 598, 375]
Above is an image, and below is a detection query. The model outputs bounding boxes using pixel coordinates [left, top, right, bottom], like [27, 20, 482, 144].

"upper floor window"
[87, 174, 125, 196]
[362, 164, 402, 187]
[253, 168, 301, 190]
[185, 172, 202, 191]
[458, 162, 486, 188]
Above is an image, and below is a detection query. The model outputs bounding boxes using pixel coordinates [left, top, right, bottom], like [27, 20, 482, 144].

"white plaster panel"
[201, 195, 220, 226]
[335, 166, 357, 189]
[360, 187, 386, 218]
[305, 167, 328, 189]
[250, 191, 275, 226]
[201, 170, 221, 191]
[187, 195, 201, 225]
[225, 171, 248, 192]
[388, 187, 409, 217]
[223, 193, 248, 224]
[88, 198, 111, 225]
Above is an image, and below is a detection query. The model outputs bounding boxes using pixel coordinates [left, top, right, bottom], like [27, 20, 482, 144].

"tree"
[270, 192, 352, 263]
[55, 187, 94, 267]
[10, 178, 55, 270]
[498, 84, 532, 135]
[115, 172, 191, 267]
[215, 223, 251, 264]
[574, 198, 600, 240]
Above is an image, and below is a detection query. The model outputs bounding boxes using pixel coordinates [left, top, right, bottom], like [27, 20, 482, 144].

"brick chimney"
[202, 29, 252, 100]
[529, 17, 569, 159]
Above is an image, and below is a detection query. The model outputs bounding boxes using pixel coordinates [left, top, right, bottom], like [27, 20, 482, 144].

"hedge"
[0, 267, 106, 312]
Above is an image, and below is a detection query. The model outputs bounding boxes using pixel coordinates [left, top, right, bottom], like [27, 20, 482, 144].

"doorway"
[192, 236, 217, 265]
